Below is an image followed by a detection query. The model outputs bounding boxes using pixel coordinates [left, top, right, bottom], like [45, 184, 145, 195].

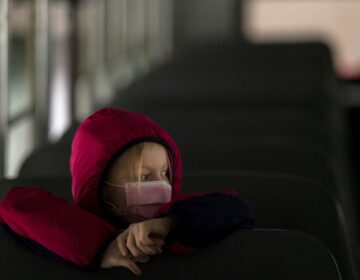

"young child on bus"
[0, 108, 254, 276]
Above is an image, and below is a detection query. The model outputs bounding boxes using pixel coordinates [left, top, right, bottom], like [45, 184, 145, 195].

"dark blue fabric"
[164, 193, 255, 247]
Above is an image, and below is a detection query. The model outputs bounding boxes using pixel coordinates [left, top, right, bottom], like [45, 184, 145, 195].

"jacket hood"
[70, 108, 182, 216]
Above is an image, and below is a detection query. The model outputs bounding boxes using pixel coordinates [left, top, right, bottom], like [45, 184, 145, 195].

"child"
[0, 108, 254, 276]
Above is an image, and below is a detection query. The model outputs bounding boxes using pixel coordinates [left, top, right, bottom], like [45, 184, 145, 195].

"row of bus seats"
[0, 180, 341, 280]
[114, 41, 359, 279]
[1, 40, 358, 279]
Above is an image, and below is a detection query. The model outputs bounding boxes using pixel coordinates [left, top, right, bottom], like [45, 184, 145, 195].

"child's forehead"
[141, 143, 169, 166]
[110, 141, 169, 167]
[142, 142, 167, 153]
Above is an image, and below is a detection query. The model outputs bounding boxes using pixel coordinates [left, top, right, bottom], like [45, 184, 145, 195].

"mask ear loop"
[103, 181, 127, 211]
[104, 199, 117, 210]
[103, 197, 131, 220]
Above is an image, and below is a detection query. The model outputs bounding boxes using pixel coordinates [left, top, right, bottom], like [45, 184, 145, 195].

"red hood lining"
[96, 136, 176, 223]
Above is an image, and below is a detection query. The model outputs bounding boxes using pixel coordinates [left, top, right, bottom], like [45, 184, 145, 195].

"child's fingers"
[116, 231, 129, 257]
[138, 224, 155, 246]
[138, 233, 155, 246]
[152, 245, 163, 254]
[128, 224, 158, 256]
[137, 244, 158, 256]
[135, 224, 164, 255]
[127, 231, 146, 257]
[150, 238, 165, 247]
[118, 258, 142, 276]
[132, 254, 150, 263]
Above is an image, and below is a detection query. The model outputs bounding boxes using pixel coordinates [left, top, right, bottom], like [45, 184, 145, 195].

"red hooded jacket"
[0, 108, 254, 267]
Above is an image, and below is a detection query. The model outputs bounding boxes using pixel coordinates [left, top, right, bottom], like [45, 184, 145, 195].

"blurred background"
[1, 1, 360, 279]
[0, 0, 360, 179]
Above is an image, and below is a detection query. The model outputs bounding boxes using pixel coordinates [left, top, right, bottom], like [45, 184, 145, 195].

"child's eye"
[141, 174, 151, 181]
[161, 171, 168, 177]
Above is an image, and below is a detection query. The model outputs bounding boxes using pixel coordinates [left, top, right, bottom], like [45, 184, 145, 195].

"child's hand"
[100, 238, 148, 276]
[118, 217, 175, 258]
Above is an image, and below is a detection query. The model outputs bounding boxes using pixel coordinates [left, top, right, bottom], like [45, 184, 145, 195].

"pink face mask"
[103, 180, 172, 222]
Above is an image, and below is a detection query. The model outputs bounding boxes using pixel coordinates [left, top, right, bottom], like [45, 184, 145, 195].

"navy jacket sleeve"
[163, 192, 254, 248]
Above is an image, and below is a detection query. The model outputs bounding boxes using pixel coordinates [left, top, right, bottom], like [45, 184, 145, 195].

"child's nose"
[153, 173, 163, 181]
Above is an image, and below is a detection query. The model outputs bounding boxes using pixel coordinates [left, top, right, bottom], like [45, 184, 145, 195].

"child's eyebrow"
[140, 164, 168, 172]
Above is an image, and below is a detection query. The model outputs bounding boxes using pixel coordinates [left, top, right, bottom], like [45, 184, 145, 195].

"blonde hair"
[106, 143, 146, 186]
[103, 142, 171, 210]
